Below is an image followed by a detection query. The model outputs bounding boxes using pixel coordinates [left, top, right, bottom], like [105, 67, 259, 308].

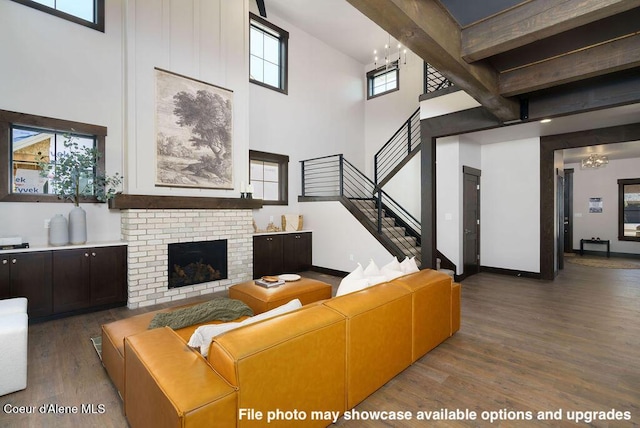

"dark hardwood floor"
[1, 265, 638, 427]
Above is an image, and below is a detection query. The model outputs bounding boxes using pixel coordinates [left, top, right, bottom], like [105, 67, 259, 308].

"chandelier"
[373, 34, 407, 70]
[581, 153, 609, 169]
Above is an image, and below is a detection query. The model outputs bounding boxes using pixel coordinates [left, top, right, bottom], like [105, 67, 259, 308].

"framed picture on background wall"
[155, 68, 234, 189]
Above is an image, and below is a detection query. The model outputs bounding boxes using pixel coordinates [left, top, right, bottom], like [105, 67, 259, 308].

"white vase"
[68, 206, 87, 245]
[49, 214, 69, 246]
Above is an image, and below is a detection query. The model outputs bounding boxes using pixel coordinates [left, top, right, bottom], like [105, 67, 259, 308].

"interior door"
[463, 167, 481, 276]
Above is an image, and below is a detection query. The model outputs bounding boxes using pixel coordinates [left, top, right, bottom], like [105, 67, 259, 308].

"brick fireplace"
[120, 208, 253, 309]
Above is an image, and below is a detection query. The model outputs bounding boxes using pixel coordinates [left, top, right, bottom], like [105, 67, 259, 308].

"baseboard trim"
[480, 266, 542, 280]
[569, 250, 640, 259]
[309, 265, 349, 278]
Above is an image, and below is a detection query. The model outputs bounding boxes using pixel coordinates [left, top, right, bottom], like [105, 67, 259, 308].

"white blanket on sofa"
[188, 298, 302, 357]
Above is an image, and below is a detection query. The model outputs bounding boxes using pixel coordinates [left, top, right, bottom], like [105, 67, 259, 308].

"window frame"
[249, 12, 289, 95]
[249, 150, 289, 206]
[618, 177, 640, 242]
[10, 0, 105, 32]
[367, 62, 400, 100]
[0, 109, 107, 203]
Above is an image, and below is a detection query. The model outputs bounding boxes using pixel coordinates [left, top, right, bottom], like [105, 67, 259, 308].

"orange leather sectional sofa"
[101, 269, 461, 428]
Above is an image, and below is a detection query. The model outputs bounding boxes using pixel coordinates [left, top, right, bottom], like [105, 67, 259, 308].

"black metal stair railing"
[424, 62, 454, 94]
[373, 63, 453, 188]
[373, 108, 420, 187]
[301, 154, 421, 262]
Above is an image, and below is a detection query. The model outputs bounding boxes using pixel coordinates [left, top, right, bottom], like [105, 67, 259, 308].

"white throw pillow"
[363, 259, 381, 277]
[366, 275, 387, 287]
[336, 263, 367, 296]
[381, 267, 404, 281]
[336, 277, 370, 297]
[188, 298, 303, 357]
[381, 256, 401, 272]
[343, 263, 364, 280]
[400, 256, 420, 274]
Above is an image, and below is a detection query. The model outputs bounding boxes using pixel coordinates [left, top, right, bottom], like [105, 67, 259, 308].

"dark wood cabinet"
[253, 234, 284, 279]
[53, 249, 91, 313]
[1, 244, 126, 322]
[253, 232, 312, 278]
[53, 246, 127, 313]
[283, 233, 312, 273]
[1, 252, 53, 318]
[89, 246, 127, 306]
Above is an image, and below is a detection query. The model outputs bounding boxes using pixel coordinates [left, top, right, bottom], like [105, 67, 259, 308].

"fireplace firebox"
[167, 240, 228, 289]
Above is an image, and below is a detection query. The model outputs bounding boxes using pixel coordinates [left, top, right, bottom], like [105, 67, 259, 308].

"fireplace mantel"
[109, 194, 263, 210]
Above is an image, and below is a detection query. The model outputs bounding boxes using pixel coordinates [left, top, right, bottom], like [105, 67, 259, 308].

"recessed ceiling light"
[540, 118, 552, 123]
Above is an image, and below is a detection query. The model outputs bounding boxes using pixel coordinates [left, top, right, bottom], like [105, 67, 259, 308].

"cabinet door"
[283, 233, 312, 273]
[0, 257, 10, 299]
[90, 246, 126, 306]
[8, 252, 53, 318]
[253, 235, 284, 278]
[52, 249, 91, 313]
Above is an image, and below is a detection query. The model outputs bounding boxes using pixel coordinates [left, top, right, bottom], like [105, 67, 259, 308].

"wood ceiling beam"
[499, 32, 640, 96]
[461, 0, 640, 63]
[346, 0, 519, 122]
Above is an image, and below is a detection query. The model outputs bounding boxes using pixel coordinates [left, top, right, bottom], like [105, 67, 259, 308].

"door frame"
[463, 166, 481, 277]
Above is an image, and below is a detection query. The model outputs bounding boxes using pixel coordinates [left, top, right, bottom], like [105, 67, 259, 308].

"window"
[0, 109, 107, 203]
[10, 0, 105, 32]
[618, 178, 640, 242]
[367, 63, 399, 99]
[249, 150, 289, 205]
[249, 13, 288, 94]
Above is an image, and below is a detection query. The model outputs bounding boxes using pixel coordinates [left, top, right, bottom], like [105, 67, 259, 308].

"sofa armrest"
[124, 327, 237, 428]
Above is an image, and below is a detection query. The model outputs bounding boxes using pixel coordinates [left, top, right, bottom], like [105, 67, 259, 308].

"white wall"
[481, 138, 540, 273]
[299, 201, 393, 272]
[364, 51, 423, 178]
[435, 137, 482, 275]
[384, 153, 421, 220]
[568, 157, 640, 255]
[124, 0, 250, 199]
[0, 0, 125, 246]
[248, 10, 366, 230]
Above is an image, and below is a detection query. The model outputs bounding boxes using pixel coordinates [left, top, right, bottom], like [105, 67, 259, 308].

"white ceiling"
[264, 0, 640, 161]
[267, 0, 395, 65]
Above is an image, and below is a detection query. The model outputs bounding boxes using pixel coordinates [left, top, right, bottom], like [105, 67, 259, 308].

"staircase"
[299, 64, 456, 274]
[300, 154, 422, 266]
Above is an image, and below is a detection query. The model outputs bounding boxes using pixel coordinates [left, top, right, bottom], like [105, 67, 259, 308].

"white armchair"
[0, 297, 28, 396]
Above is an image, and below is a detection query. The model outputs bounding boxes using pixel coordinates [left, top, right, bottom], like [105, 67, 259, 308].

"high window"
[249, 150, 289, 205]
[367, 63, 399, 99]
[618, 178, 640, 242]
[10, 0, 105, 32]
[249, 13, 288, 94]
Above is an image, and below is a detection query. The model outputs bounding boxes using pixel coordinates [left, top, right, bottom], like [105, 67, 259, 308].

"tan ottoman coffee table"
[228, 277, 332, 314]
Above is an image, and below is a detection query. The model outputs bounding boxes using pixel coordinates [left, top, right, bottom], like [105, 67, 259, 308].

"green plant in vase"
[38, 134, 123, 245]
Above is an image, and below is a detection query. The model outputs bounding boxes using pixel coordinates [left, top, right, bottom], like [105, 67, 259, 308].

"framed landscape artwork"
[155, 68, 233, 189]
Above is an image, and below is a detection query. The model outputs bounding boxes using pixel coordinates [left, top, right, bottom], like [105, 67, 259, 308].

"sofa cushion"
[148, 298, 253, 330]
[188, 298, 303, 356]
